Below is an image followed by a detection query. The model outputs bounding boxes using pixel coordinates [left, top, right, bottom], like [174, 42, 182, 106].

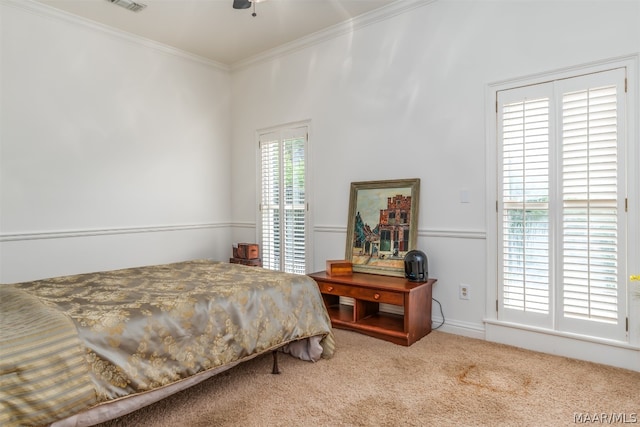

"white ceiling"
[33, 0, 404, 67]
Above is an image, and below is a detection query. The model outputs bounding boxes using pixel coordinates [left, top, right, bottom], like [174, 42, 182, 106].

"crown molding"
[230, 0, 437, 71]
[0, 0, 230, 72]
[2, 0, 437, 73]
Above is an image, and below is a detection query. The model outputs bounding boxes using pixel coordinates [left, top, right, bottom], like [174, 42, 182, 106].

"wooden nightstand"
[308, 271, 437, 346]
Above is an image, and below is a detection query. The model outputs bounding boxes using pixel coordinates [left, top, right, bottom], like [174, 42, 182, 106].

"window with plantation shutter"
[259, 124, 309, 274]
[496, 67, 628, 341]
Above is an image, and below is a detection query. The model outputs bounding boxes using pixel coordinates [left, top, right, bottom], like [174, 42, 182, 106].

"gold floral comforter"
[0, 260, 334, 427]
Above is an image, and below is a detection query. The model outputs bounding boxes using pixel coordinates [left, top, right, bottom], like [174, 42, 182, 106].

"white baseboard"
[431, 317, 486, 340]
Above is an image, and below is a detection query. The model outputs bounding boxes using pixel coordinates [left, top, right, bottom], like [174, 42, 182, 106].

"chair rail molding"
[0, 223, 229, 242]
[314, 225, 486, 240]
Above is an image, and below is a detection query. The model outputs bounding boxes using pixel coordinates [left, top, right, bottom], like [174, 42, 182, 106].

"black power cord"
[432, 298, 445, 329]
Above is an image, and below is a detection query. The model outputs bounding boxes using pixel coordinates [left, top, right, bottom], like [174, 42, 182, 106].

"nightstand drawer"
[353, 288, 403, 305]
[317, 281, 351, 296]
[317, 281, 403, 305]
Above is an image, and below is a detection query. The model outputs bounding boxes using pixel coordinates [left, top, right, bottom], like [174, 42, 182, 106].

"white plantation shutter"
[557, 71, 626, 339]
[497, 68, 627, 340]
[260, 131, 280, 271]
[501, 96, 551, 318]
[498, 83, 553, 328]
[259, 125, 308, 274]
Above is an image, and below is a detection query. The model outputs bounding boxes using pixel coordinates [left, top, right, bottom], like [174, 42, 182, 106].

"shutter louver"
[562, 85, 619, 324]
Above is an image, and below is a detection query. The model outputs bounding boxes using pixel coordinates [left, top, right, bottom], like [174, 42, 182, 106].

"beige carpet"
[97, 329, 639, 426]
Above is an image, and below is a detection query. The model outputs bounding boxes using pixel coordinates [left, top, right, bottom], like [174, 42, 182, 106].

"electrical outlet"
[459, 284, 470, 300]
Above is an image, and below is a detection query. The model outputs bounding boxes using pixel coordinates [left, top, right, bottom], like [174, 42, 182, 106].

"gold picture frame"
[345, 178, 420, 277]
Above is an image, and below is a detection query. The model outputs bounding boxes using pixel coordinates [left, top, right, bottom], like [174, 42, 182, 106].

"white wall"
[0, 1, 232, 282]
[230, 0, 640, 370]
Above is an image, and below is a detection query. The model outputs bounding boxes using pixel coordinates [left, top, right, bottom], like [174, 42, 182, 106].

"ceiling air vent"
[107, 0, 147, 12]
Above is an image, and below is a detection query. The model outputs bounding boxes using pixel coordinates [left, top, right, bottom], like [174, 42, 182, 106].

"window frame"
[485, 56, 639, 347]
[256, 120, 312, 274]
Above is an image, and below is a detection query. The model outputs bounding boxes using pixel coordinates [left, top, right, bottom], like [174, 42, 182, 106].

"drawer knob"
[327, 286, 334, 292]
[374, 293, 380, 300]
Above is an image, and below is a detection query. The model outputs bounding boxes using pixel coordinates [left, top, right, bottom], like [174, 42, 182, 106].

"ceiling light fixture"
[232, 0, 267, 17]
[232, 0, 251, 10]
[107, 0, 147, 12]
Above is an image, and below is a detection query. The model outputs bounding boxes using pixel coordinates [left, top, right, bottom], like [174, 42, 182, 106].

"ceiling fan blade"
[233, 0, 252, 9]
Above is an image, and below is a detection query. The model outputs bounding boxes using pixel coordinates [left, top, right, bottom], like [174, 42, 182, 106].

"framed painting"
[345, 178, 420, 277]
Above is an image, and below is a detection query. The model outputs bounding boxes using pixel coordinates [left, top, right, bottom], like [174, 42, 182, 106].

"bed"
[0, 260, 335, 427]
